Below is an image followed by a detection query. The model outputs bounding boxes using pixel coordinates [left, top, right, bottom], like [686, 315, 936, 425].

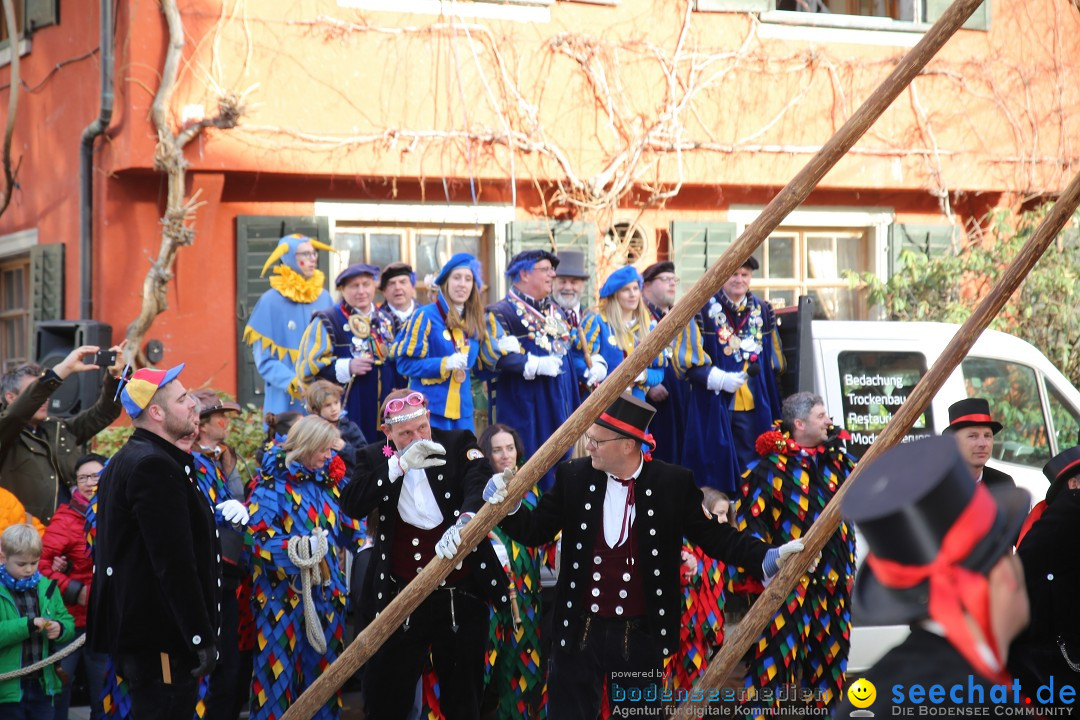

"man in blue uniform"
[485, 249, 581, 491]
[641, 260, 689, 465]
[294, 263, 396, 443]
[243, 234, 334, 415]
[377, 261, 418, 392]
[674, 256, 783, 493]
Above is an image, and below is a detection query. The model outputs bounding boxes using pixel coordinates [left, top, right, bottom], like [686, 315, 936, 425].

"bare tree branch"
[0, 0, 22, 218]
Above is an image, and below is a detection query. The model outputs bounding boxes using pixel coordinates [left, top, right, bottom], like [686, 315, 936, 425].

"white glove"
[776, 539, 804, 568]
[585, 356, 608, 386]
[706, 367, 748, 395]
[308, 527, 329, 556]
[497, 334, 522, 354]
[482, 469, 521, 514]
[388, 454, 406, 482]
[445, 353, 469, 372]
[215, 499, 249, 526]
[400, 439, 447, 470]
[435, 513, 474, 560]
[523, 353, 540, 380]
[535, 355, 562, 378]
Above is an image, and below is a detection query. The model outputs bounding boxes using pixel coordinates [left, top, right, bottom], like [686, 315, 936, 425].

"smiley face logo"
[848, 678, 877, 709]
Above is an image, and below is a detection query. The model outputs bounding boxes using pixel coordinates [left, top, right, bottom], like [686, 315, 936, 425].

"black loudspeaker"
[34, 321, 113, 418]
[774, 295, 814, 399]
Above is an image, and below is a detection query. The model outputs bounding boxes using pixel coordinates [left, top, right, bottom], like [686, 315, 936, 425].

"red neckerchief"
[865, 484, 1010, 685]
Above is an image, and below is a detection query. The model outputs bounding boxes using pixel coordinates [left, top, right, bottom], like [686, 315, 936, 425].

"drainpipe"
[79, 0, 114, 319]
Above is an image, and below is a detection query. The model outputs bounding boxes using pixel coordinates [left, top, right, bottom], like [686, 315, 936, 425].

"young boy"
[0, 523, 74, 717]
[304, 379, 367, 472]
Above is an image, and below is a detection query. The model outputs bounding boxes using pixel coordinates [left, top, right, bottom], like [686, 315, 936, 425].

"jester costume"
[294, 302, 395, 444]
[666, 542, 727, 692]
[734, 424, 856, 715]
[247, 442, 364, 720]
[645, 299, 690, 466]
[674, 290, 783, 493]
[579, 311, 664, 402]
[243, 234, 334, 415]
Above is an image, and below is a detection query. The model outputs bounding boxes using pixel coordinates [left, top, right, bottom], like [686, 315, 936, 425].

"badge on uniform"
[466, 449, 484, 460]
[349, 314, 371, 340]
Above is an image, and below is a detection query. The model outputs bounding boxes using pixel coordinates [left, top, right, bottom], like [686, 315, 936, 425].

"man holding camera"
[0, 342, 125, 524]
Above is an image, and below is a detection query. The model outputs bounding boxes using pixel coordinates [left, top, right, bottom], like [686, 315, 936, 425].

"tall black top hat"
[555, 251, 589, 280]
[595, 392, 657, 449]
[1043, 446, 1080, 504]
[843, 436, 1029, 626]
[945, 397, 1003, 434]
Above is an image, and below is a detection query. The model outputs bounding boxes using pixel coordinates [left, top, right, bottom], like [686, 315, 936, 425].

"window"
[961, 357, 1050, 469]
[1046, 383, 1080, 456]
[0, 256, 30, 371]
[750, 228, 873, 319]
[0, 1, 58, 46]
[837, 350, 932, 459]
[602, 222, 648, 266]
[776, 0, 918, 21]
[697, 0, 989, 33]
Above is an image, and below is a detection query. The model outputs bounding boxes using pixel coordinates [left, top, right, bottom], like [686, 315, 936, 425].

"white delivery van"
[775, 306, 1080, 672]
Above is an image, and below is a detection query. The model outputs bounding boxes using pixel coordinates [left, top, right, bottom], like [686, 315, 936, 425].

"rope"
[0, 632, 85, 682]
[287, 530, 329, 654]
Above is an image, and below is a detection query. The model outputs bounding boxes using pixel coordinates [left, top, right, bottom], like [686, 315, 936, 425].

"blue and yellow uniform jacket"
[579, 311, 665, 401]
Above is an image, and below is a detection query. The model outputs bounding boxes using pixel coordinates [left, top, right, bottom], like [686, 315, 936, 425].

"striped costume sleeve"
[294, 318, 336, 386]
[580, 313, 603, 356]
[392, 312, 446, 380]
[478, 323, 502, 371]
[672, 318, 709, 382]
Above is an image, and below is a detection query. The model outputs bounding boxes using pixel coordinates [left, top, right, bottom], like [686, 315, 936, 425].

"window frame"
[0, 255, 30, 372]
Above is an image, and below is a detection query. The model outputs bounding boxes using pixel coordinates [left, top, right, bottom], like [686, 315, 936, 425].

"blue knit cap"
[599, 266, 643, 299]
[434, 253, 484, 290]
[505, 249, 559, 280]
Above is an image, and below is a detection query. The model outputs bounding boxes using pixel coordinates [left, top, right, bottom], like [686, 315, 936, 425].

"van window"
[838, 351, 933, 458]
[961, 358, 1050, 468]
[1047, 383, 1080, 453]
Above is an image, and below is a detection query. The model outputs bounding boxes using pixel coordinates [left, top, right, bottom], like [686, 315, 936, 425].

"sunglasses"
[385, 392, 425, 415]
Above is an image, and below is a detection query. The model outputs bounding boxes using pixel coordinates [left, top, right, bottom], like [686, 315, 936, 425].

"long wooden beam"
[682, 165, 1080, 710]
[285, 0, 1007, 715]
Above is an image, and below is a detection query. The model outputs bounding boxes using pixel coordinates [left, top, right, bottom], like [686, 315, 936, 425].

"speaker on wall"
[34, 320, 112, 419]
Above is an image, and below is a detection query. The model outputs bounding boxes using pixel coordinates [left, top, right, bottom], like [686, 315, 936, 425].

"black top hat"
[594, 392, 657, 449]
[379, 262, 415, 290]
[1043, 446, 1080, 504]
[945, 397, 1003, 434]
[642, 261, 675, 284]
[844, 436, 1029, 626]
[555, 251, 589, 280]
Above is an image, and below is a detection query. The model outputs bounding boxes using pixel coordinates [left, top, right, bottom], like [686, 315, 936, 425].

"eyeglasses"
[295, 251, 318, 261]
[76, 472, 101, 483]
[583, 433, 628, 448]
[385, 392, 425, 415]
[654, 274, 680, 284]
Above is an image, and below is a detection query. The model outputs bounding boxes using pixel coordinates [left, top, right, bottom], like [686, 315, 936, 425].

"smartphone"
[83, 349, 117, 367]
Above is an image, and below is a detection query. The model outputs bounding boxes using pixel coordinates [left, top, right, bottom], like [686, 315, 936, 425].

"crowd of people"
[0, 231, 1074, 720]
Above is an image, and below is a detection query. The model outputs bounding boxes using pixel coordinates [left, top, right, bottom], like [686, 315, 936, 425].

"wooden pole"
[681, 169, 1080, 711]
[284, 0, 994, 715]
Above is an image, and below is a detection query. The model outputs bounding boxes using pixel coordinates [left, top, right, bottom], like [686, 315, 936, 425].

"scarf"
[0, 564, 42, 592]
[269, 265, 327, 304]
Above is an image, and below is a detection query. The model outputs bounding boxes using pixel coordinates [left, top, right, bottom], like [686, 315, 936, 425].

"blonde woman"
[581, 265, 665, 401]
[392, 253, 499, 431]
[247, 415, 363, 720]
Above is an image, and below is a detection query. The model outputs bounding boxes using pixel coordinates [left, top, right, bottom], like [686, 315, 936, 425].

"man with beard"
[641, 261, 689, 465]
[243, 233, 334, 415]
[88, 365, 223, 719]
[378, 261, 419, 390]
[554, 251, 607, 397]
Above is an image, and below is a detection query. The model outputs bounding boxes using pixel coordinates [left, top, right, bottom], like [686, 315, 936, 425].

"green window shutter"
[507, 219, 598, 301]
[235, 216, 330, 409]
[29, 242, 63, 325]
[888, 223, 958, 277]
[24, 0, 59, 32]
[694, 0, 769, 12]
[669, 221, 737, 302]
[924, 0, 989, 30]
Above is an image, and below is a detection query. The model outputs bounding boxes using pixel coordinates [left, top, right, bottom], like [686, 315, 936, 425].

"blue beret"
[434, 253, 484, 290]
[599, 266, 644, 299]
[335, 263, 380, 287]
[506, 249, 560, 279]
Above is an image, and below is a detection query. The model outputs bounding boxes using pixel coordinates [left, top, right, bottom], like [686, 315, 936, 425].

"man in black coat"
[1010, 446, 1080, 694]
[945, 397, 1016, 488]
[836, 437, 1031, 715]
[88, 364, 222, 720]
[340, 388, 508, 720]
[483, 393, 805, 718]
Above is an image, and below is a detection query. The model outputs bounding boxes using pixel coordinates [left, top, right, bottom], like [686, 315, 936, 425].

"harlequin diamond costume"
[734, 421, 856, 715]
[246, 441, 364, 720]
[243, 234, 334, 415]
[295, 263, 396, 443]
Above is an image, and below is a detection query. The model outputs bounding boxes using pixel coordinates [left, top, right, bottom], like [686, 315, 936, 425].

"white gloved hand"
[584, 356, 608, 386]
[445, 353, 469, 372]
[535, 355, 562, 377]
[775, 539, 805, 568]
[400, 439, 447, 470]
[215, 499, 249, 526]
[482, 469, 521, 513]
[388, 454, 406, 482]
[523, 353, 541, 380]
[308, 527, 329, 556]
[706, 367, 748, 395]
[435, 513, 474, 560]
[497, 334, 522, 354]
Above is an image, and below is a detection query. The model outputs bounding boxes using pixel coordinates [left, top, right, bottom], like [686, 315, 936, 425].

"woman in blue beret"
[580, 265, 665, 400]
[391, 253, 499, 431]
